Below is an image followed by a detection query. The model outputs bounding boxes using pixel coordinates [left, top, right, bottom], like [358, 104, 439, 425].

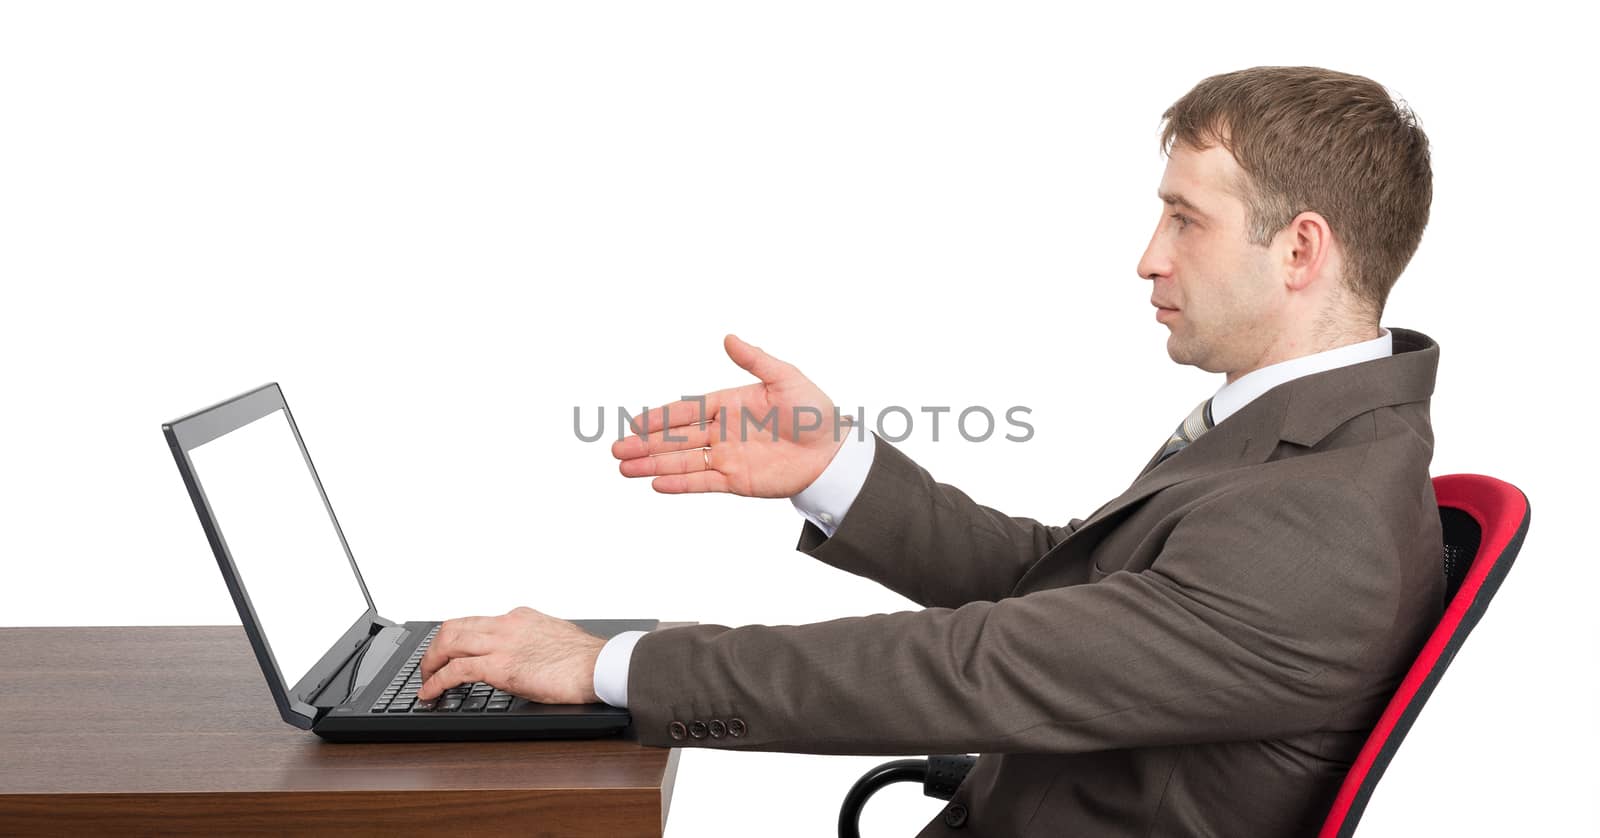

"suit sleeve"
[794, 431, 1086, 608]
[627, 477, 1400, 755]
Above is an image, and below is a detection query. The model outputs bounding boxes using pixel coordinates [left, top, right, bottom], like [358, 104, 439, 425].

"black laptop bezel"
[163, 382, 382, 729]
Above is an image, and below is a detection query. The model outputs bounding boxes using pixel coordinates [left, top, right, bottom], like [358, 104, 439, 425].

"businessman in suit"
[418, 65, 1443, 835]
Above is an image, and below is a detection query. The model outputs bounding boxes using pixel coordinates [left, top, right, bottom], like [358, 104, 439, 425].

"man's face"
[1137, 142, 1283, 379]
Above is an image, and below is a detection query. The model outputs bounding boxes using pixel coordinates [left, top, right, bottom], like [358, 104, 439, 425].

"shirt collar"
[1209, 327, 1394, 425]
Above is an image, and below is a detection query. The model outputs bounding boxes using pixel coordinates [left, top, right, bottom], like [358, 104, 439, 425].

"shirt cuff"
[790, 431, 877, 538]
[593, 630, 647, 708]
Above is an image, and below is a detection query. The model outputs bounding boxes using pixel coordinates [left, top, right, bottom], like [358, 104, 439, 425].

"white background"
[2, 2, 1592, 835]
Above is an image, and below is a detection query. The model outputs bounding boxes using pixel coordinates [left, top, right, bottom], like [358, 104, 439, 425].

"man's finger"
[417, 656, 490, 702]
[612, 421, 716, 462]
[620, 444, 722, 479]
[628, 447, 714, 478]
[651, 468, 730, 495]
[438, 615, 502, 634]
[418, 629, 498, 683]
[418, 616, 500, 676]
[619, 395, 722, 442]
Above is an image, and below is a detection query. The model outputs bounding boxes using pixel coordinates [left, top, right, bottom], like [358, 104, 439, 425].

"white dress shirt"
[591, 327, 1395, 707]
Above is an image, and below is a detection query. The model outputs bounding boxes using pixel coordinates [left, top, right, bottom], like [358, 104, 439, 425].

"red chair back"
[1318, 473, 1531, 837]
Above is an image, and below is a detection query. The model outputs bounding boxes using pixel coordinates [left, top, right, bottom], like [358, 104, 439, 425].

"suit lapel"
[1075, 386, 1288, 534]
[1069, 327, 1440, 539]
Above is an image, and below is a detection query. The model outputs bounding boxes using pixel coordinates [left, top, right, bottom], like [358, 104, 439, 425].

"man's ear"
[1281, 210, 1336, 293]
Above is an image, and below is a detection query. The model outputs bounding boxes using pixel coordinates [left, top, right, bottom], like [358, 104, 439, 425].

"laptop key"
[461, 696, 488, 712]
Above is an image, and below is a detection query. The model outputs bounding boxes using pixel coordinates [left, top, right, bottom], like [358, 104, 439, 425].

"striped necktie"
[1155, 397, 1215, 466]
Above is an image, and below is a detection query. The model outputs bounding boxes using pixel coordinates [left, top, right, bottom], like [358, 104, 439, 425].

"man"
[418, 65, 1444, 835]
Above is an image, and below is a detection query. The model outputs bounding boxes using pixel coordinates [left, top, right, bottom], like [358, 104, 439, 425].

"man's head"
[1136, 66, 1432, 382]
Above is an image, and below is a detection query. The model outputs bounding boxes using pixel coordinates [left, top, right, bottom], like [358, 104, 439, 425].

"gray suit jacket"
[628, 326, 1444, 836]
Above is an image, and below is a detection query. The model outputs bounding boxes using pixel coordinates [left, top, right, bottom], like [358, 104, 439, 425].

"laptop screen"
[187, 408, 370, 690]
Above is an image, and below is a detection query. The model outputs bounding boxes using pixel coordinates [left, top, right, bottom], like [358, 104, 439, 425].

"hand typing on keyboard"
[416, 606, 609, 705]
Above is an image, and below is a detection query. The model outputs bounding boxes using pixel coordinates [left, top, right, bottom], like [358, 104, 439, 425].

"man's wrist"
[791, 430, 876, 535]
[580, 635, 605, 704]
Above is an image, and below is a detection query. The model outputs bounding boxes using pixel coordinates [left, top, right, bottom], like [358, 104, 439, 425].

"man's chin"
[1164, 335, 1202, 368]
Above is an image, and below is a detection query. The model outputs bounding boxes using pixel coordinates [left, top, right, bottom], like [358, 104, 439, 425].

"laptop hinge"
[308, 618, 396, 708]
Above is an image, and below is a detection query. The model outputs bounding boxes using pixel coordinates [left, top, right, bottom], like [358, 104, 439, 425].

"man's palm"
[611, 334, 852, 498]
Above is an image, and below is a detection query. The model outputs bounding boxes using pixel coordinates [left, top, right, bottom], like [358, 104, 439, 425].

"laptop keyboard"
[369, 625, 516, 714]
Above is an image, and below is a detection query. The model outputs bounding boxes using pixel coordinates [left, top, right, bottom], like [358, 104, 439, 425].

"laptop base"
[310, 618, 654, 743]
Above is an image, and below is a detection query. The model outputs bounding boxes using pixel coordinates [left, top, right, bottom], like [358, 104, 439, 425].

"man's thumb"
[725, 333, 785, 383]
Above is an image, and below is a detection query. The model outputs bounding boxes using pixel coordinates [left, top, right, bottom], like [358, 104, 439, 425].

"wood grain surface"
[0, 625, 688, 836]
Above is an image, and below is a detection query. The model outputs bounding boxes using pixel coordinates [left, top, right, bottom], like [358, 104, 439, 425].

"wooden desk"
[0, 625, 688, 836]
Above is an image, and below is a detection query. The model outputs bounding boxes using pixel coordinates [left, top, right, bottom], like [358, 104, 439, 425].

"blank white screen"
[188, 408, 370, 692]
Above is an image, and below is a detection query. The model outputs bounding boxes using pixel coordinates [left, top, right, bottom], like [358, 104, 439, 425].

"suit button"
[708, 719, 726, 738]
[689, 720, 709, 739]
[667, 721, 687, 741]
[727, 717, 747, 737]
[943, 802, 968, 828]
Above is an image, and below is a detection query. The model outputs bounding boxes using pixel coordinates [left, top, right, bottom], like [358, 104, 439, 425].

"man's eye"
[1169, 213, 1192, 230]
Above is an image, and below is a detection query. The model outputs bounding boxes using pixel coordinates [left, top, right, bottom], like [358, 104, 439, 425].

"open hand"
[611, 334, 854, 497]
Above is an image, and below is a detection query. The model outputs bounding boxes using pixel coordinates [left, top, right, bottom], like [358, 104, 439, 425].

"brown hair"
[1159, 66, 1432, 320]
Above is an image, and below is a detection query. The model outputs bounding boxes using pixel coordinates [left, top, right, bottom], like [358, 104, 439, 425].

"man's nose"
[1136, 225, 1169, 282]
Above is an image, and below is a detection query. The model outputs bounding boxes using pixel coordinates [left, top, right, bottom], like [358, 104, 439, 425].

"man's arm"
[595, 433, 1090, 708]
[793, 431, 1087, 609]
[623, 477, 1400, 754]
[594, 429, 1081, 709]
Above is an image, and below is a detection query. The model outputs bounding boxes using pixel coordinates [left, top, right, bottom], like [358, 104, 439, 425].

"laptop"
[162, 382, 657, 742]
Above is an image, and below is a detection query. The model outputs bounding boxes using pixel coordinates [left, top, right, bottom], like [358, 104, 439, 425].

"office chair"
[837, 473, 1531, 838]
